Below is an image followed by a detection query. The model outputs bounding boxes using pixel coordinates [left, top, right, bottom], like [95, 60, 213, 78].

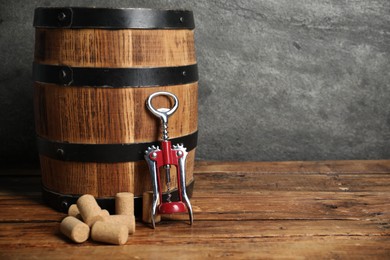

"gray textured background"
[1, 0, 390, 166]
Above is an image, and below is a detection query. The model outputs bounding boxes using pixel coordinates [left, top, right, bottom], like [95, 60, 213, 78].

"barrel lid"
[33, 7, 195, 29]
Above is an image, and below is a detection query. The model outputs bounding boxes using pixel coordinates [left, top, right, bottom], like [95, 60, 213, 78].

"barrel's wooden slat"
[34, 29, 196, 67]
[34, 83, 198, 143]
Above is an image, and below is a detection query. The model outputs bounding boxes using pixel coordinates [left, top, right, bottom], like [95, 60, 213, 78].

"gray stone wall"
[1, 0, 389, 166]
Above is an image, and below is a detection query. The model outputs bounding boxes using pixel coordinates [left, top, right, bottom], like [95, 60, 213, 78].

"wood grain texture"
[33, 26, 198, 199]
[34, 83, 198, 143]
[34, 29, 196, 67]
[0, 160, 389, 258]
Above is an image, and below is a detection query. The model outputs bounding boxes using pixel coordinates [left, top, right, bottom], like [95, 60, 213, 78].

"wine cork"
[115, 192, 134, 215]
[102, 215, 136, 234]
[142, 191, 161, 224]
[68, 204, 81, 219]
[60, 216, 90, 243]
[77, 194, 104, 227]
[91, 221, 128, 245]
[100, 209, 110, 217]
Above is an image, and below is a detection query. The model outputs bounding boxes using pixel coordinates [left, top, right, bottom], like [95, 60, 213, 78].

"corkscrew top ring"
[146, 91, 179, 125]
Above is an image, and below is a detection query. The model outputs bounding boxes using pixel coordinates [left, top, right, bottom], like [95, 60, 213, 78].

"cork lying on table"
[60, 216, 90, 243]
[77, 194, 106, 227]
[91, 221, 129, 245]
[102, 215, 136, 234]
[68, 204, 109, 220]
[68, 204, 81, 219]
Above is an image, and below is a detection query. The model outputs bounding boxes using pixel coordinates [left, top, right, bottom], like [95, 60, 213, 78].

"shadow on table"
[0, 168, 43, 205]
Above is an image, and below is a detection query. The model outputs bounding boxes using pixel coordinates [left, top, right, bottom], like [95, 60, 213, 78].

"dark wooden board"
[0, 160, 389, 258]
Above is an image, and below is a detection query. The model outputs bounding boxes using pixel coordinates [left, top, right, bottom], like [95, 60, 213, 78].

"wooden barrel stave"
[34, 29, 196, 68]
[34, 83, 198, 144]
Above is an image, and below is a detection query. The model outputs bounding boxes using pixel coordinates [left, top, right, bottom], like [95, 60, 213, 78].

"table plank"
[0, 160, 389, 259]
[1, 237, 389, 259]
[194, 160, 390, 174]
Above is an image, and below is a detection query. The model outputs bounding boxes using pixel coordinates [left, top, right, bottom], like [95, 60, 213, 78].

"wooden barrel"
[33, 7, 198, 214]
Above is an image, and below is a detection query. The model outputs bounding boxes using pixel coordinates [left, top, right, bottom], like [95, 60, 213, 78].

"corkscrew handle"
[146, 91, 178, 141]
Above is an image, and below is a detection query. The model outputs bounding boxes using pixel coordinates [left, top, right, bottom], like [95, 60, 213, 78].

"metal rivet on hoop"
[60, 69, 67, 79]
[60, 200, 69, 211]
[56, 148, 64, 159]
[58, 12, 67, 21]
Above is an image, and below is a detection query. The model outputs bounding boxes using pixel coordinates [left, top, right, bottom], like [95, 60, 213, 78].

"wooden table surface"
[1, 160, 389, 259]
